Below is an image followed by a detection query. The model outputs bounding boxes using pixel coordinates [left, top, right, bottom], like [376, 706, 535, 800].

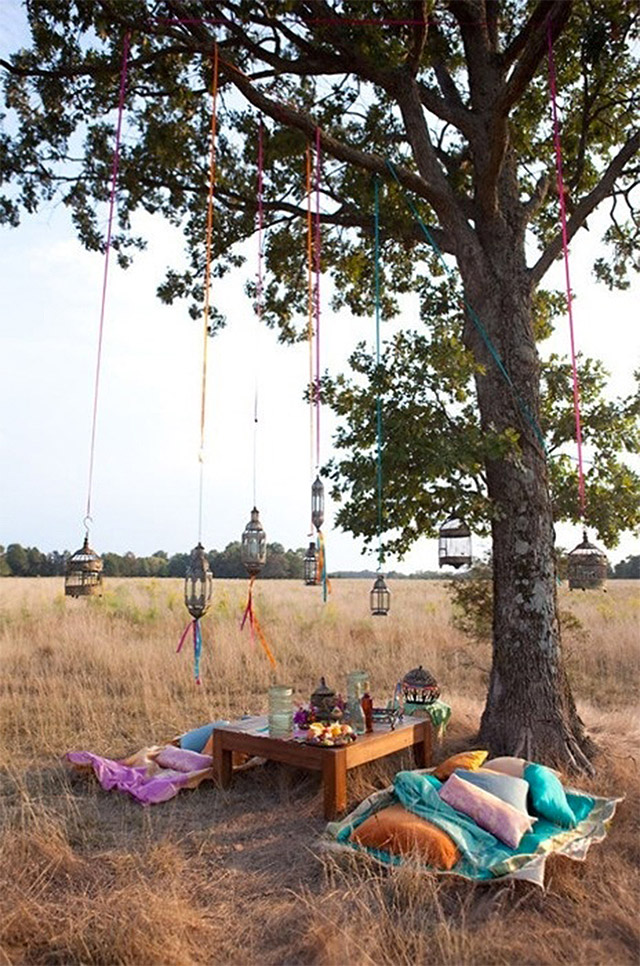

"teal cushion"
[422, 773, 443, 790]
[455, 768, 531, 815]
[524, 763, 576, 829]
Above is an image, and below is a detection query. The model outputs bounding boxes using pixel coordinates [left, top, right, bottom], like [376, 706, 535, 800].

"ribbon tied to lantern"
[240, 574, 277, 669]
[315, 531, 331, 603]
[177, 618, 204, 685]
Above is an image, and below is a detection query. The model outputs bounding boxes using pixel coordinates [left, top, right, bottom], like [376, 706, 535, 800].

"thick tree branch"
[500, 0, 572, 114]
[500, 0, 554, 69]
[530, 130, 640, 284]
[215, 185, 455, 252]
[406, 1, 429, 76]
[485, 0, 499, 52]
[395, 72, 475, 241]
[521, 172, 552, 224]
[447, 0, 492, 112]
[218, 53, 455, 220]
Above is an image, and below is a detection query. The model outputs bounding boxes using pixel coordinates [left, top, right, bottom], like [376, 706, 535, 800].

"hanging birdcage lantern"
[241, 506, 267, 576]
[311, 475, 324, 530]
[184, 542, 213, 618]
[65, 535, 103, 598]
[567, 529, 608, 591]
[370, 574, 390, 616]
[303, 541, 318, 585]
[438, 515, 472, 569]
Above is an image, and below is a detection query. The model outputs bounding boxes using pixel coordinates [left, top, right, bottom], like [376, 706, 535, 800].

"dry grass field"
[0, 576, 638, 965]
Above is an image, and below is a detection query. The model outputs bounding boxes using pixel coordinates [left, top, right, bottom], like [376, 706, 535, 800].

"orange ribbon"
[241, 574, 277, 669]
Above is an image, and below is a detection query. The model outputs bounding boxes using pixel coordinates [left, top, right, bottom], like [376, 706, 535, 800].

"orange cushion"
[434, 749, 488, 781]
[351, 804, 461, 869]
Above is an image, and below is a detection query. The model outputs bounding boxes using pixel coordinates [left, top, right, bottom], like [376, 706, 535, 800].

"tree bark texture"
[457, 198, 595, 773]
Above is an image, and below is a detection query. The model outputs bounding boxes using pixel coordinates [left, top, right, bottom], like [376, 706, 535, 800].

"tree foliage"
[1, 0, 638, 554]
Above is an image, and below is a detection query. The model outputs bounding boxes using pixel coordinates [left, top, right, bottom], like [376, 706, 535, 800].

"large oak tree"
[2, 0, 639, 771]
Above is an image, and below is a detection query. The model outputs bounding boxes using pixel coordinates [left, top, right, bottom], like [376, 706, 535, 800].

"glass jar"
[346, 670, 370, 701]
[268, 685, 293, 739]
[346, 671, 368, 735]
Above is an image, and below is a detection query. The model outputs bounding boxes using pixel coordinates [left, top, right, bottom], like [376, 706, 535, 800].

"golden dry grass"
[0, 577, 638, 965]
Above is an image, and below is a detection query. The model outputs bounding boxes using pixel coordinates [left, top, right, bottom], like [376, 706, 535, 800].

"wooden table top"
[213, 714, 431, 770]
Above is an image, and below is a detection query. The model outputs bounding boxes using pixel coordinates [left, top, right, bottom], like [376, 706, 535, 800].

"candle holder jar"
[347, 670, 370, 701]
[346, 671, 368, 735]
[268, 685, 293, 739]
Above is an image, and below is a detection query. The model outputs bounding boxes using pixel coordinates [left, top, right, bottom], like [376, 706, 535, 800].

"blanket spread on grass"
[325, 769, 620, 888]
[66, 747, 214, 806]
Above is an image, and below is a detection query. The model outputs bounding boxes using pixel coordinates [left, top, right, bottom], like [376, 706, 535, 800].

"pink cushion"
[439, 773, 535, 849]
[155, 745, 212, 773]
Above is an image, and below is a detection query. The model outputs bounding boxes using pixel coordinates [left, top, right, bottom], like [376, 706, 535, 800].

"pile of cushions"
[350, 750, 580, 869]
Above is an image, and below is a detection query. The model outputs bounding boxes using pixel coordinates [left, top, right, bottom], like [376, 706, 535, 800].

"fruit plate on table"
[304, 721, 357, 747]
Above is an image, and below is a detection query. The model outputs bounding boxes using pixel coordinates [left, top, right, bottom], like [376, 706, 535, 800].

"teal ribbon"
[193, 618, 202, 685]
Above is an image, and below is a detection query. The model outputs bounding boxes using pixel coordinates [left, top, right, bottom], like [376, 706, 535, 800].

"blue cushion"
[179, 723, 216, 752]
[524, 763, 576, 829]
[455, 768, 531, 815]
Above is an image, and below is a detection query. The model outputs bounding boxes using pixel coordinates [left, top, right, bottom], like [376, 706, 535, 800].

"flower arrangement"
[305, 721, 356, 747]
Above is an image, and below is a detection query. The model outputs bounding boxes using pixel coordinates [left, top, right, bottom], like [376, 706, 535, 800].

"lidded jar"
[310, 676, 336, 721]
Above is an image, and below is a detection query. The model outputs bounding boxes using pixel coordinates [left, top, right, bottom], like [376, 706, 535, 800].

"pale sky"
[1, 3, 638, 571]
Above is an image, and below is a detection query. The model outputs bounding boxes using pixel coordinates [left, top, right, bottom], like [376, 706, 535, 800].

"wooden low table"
[212, 715, 433, 820]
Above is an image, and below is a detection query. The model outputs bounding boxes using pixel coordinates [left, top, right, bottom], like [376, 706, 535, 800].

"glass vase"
[268, 685, 293, 739]
[346, 672, 367, 735]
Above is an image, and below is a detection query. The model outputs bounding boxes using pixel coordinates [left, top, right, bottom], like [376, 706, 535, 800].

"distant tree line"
[1, 543, 637, 580]
[0, 542, 305, 579]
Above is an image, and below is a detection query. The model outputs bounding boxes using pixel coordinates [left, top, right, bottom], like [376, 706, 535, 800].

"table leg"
[212, 729, 233, 789]
[323, 748, 347, 820]
[413, 720, 433, 769]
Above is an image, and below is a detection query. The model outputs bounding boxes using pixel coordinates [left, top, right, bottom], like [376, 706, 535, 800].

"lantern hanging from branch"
[311, 475, 324, 530]
[438, 515, 472, 569]
[241, 506, 267, 576]
[303, 541, 318, 585]
[184, 542, 213, 619]
[64, 535, 103, 598]
[370, 574, 390, 616]
[567, 529, 608, 591]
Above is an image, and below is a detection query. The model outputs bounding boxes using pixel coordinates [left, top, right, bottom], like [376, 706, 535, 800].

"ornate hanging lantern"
[438, 515, 472, 569]
[567, 530, 608, 591]
[65, 535, 103, 598]
[241, 506, 267, 576]
[303, 541, 318, 585]
[311, 475, 324, 530]
[370, 574, 390, 616]
[184, 542, 213, 619]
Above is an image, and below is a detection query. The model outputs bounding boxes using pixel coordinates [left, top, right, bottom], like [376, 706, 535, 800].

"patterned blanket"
[325, 769, 621, 888]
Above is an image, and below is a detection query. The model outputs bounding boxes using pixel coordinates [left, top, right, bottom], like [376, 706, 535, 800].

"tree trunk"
[458, 227, 596, 774]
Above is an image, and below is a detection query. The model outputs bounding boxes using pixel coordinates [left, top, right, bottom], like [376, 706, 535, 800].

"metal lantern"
[310, 676, 337, 721]
[311, 475, 324, 530]
[303, 541, 318, 585]
[64, 535, 103, 598]
[567, 529, 608, 591]
[438, 515, 472, 569]
[184, 542, 213, 619]
[370, 574, 390, 616]
[400, 665, 440, 705]
[241, 506, 267, 576]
